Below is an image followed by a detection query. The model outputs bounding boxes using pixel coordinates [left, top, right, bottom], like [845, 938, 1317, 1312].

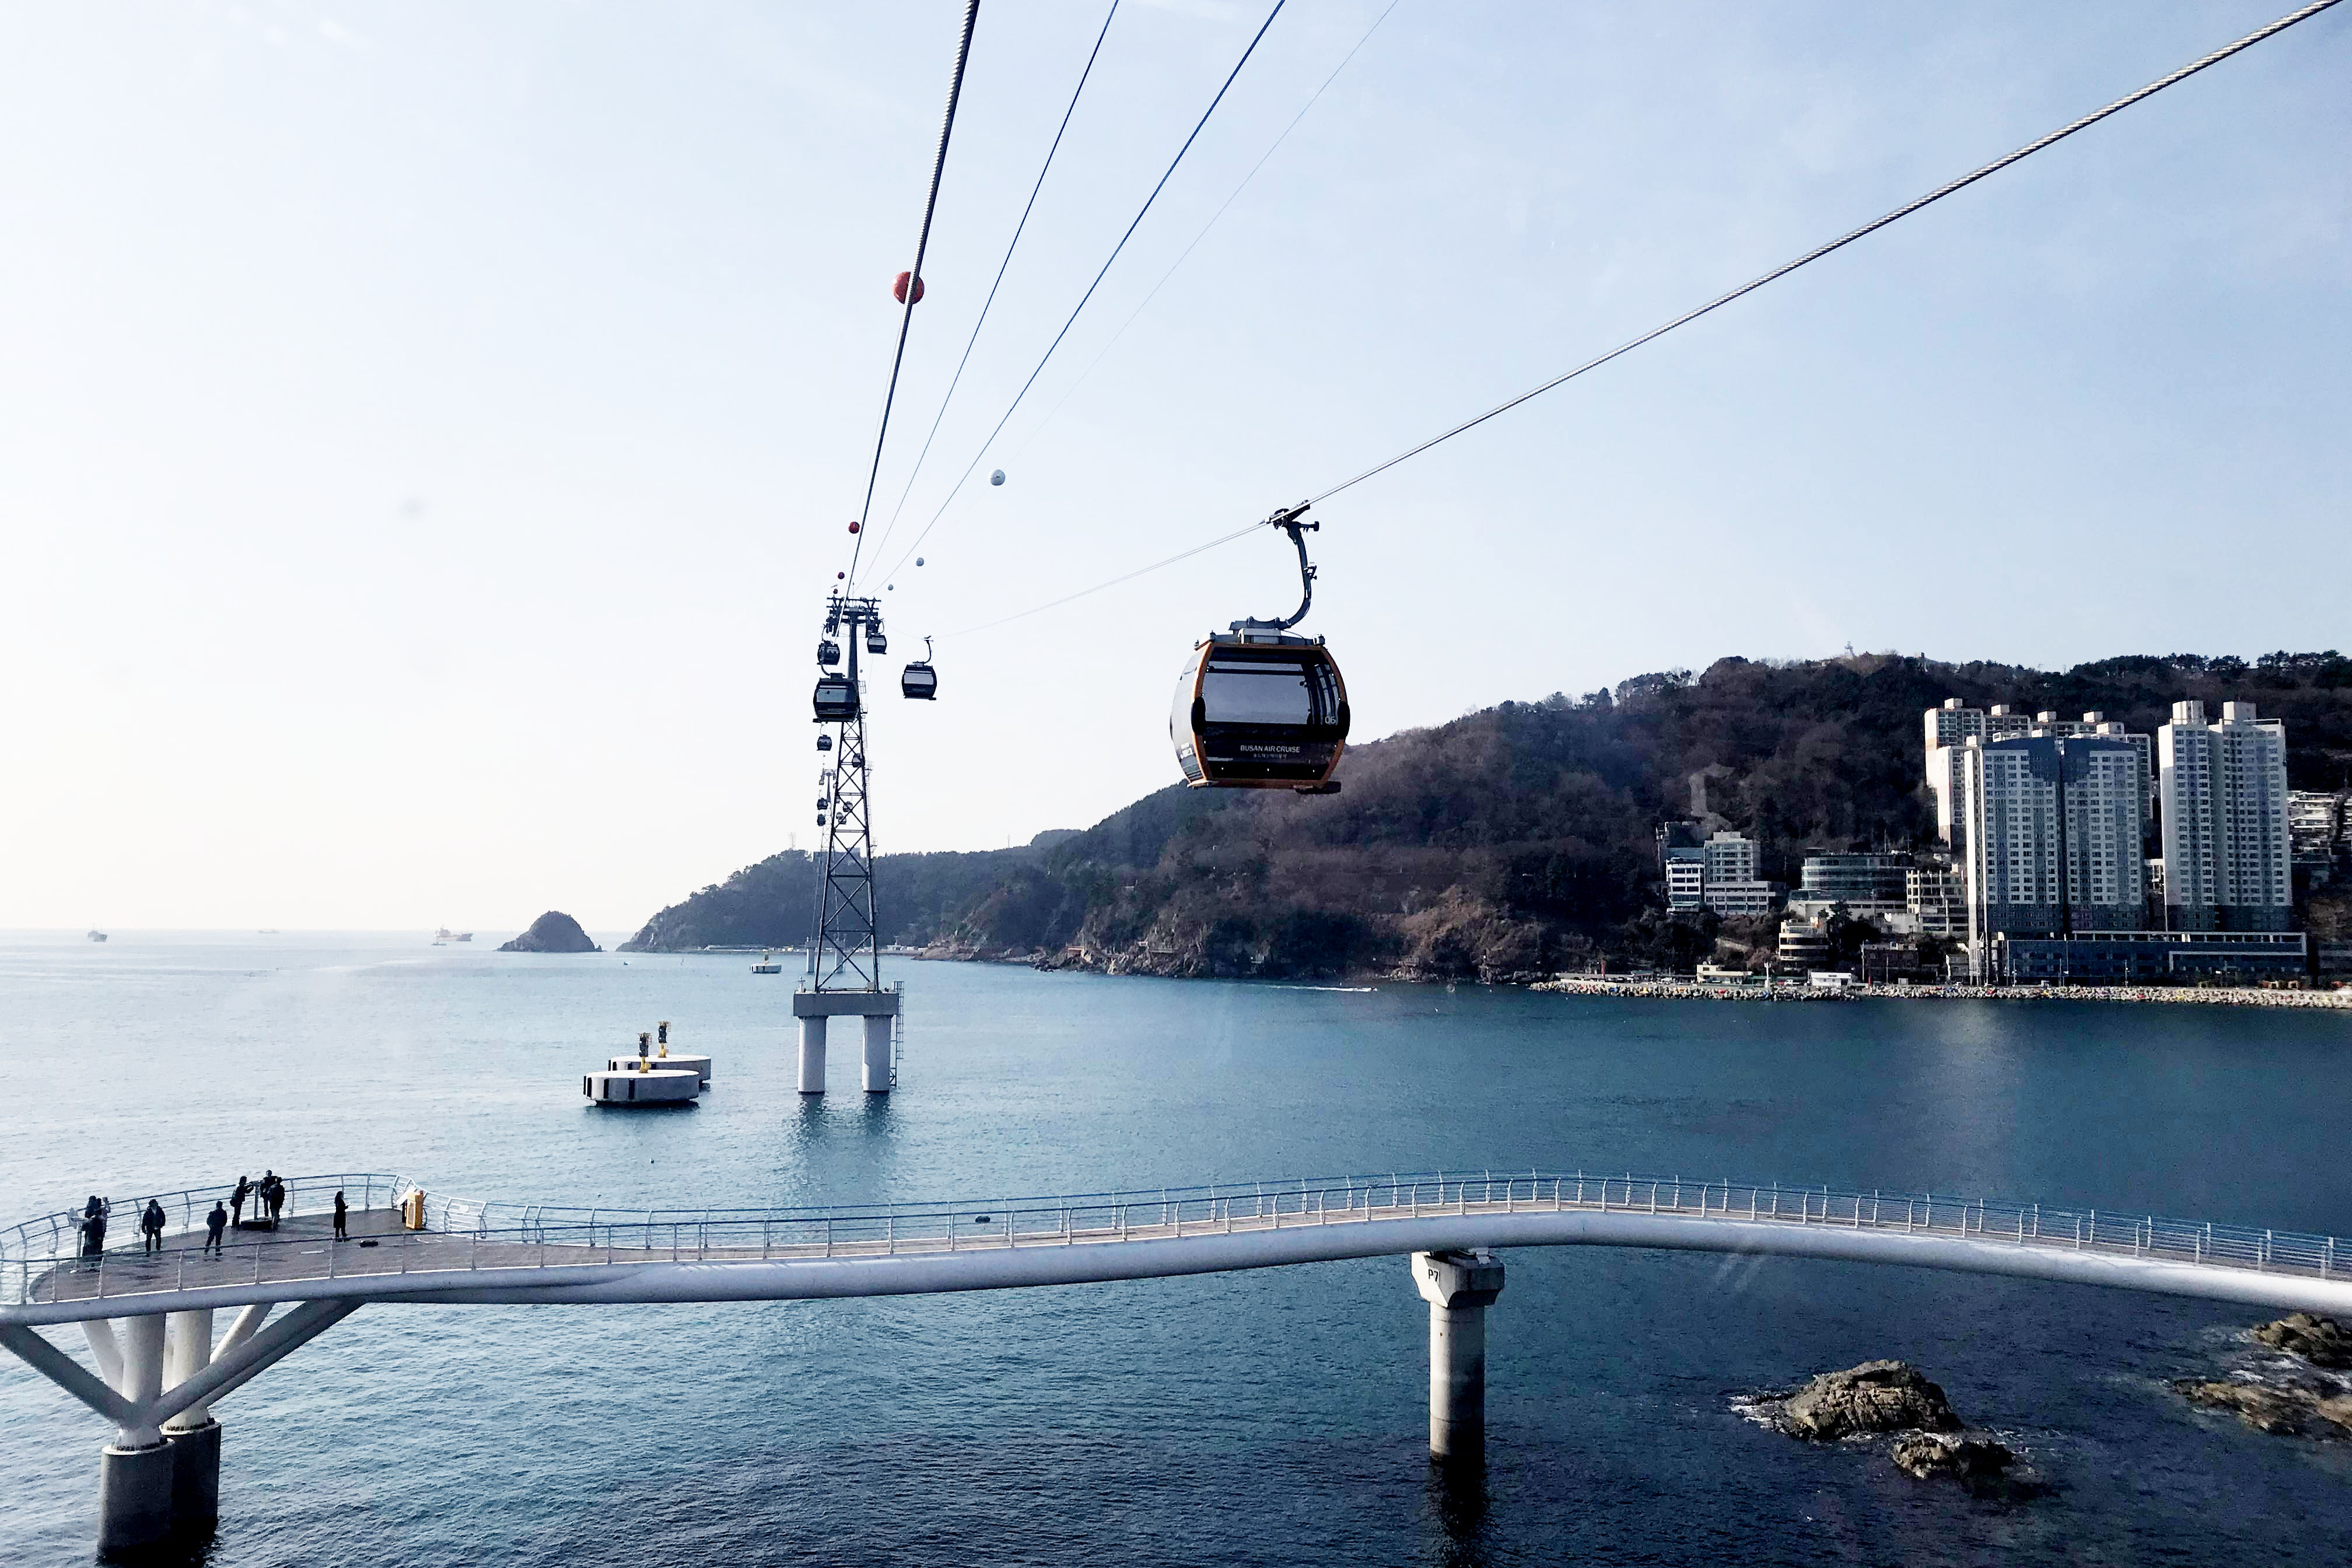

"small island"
[499, 912, 601, 953]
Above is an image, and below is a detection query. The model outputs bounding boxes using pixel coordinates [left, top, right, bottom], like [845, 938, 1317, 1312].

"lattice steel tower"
[794, 592, 898, 1093]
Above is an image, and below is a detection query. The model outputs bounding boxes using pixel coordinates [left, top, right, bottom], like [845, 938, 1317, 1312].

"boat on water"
[751, 954, 782, 974]
[85, 930, 107, 943]
[436, 928, 473, 943]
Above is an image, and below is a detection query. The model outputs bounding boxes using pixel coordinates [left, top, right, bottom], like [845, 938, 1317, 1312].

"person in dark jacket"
[231, 1176, 251, 1227]
[79, 1206, 107, 1260]
[332, 1189, 348, 1241]
[204, 1200, 228, 1257]
[141, 1199, 166, 1253]
[263, 1172, 285, 1224]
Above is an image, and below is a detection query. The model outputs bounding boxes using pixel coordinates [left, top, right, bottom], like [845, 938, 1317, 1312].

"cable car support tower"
[799, 593, 900, 1095]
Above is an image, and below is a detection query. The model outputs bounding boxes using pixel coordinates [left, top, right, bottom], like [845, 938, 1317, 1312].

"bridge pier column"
[163, 1308, 221, 1534]
[861, 1014, 891, 1092]
[797, 1016, 827, 1094]
[97, 1314, 173, 1556]
[1412, 1250, 1505, 1462]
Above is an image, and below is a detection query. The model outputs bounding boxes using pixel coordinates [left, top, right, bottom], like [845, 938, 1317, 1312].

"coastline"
[1532, 977, 2352, 1009]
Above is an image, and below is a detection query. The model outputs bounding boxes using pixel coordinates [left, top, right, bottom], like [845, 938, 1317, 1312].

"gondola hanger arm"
[1240, 501, 1317, 633]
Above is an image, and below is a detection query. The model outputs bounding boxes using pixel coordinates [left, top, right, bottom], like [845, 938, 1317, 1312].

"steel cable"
[846, 0, 982, 586]
[942, 0, 2345, 636]
[867, 0, 1124, 566]
[876, 0, 1289, 590]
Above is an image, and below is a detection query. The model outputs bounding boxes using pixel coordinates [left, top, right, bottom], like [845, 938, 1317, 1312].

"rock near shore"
[499, 911, 601, 954]
[1890, 1433, 2015, 1480]
[2173, 1379, 2352, 1436]
[2250, 1313, 2352, 1370]
[1781, 1361, 1961, 1440]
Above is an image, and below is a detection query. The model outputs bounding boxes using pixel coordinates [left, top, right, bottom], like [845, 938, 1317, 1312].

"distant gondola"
[902, 638, 938, 700]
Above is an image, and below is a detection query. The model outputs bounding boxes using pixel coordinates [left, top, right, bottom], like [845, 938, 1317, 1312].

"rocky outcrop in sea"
[499, 911, 600, 954]
[1778, 1360, 1961, 1440]
[2172, 1314, 2352, 1438]
[1750, 1360, 2032, 1493]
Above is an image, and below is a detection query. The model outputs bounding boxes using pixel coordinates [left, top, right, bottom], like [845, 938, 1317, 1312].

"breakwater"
[1532, 977, 2352, 1009]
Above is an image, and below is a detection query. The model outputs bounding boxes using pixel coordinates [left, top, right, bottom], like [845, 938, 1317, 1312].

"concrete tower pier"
[792, 990, 899, 1095]
[1411, 1249, 1506, 1461]
[796, 1016, 827, 1093]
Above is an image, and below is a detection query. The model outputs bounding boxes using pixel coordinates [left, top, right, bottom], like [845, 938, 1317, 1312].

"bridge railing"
[5, 1170, 2343, 1311]
[0, 1174, 403, 1276]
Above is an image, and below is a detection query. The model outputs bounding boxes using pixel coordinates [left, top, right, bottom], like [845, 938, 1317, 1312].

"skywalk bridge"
[6, 1168, 2350, 1555]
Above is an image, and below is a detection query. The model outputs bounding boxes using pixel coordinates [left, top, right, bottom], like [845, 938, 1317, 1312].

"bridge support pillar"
[862, 1014, 892, 1093]
[797, 1016, 827, 1094]
[1412, 1249, 1505, 1462]
[97, 1313, 173, 1556]
[163, 1308, 220, 1533]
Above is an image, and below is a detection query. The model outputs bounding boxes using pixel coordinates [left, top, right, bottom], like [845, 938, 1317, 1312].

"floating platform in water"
[583, 1069, 699, 1106]
[608, 1054, 710, 1086]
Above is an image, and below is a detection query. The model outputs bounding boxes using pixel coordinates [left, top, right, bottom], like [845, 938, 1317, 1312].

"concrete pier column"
[797, 1016, 827, 1094]
[163, 1309, 220, 1531]
[96, 1441, 176, 1557]
[1411, 1250, 1506, 1461]
[793, 989, 897, 1096]
[97, 1314, 174, 1556]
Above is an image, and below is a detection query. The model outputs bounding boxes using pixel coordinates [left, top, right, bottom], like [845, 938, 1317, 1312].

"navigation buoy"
[990, 470, 1005, 487]
[893, 271, 924, 304]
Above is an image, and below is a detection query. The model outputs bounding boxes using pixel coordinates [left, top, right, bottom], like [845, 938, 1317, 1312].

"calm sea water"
[2, 931, 2348, 1566]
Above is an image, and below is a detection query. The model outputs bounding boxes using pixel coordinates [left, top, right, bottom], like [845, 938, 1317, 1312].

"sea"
[2, 930, 2348, 1566]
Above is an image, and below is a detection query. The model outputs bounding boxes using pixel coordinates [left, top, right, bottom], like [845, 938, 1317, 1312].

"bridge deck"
[6, 1173, 2345, 1324]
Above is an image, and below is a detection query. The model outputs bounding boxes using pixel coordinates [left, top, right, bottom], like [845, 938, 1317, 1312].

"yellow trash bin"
[402, 1189, 426, 1231]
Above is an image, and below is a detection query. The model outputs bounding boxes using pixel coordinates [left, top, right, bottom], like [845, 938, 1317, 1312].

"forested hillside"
[623, 651, 2352, 977]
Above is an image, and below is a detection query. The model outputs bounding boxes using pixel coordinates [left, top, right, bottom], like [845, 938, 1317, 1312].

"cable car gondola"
[817, 734, 833, 752]
[866, 627, 888, 655]
[817, 638, 841, 667]
[813, 674, 858, 723]
[902, 638, 937, 700]
[1169, 505, 1347, 793]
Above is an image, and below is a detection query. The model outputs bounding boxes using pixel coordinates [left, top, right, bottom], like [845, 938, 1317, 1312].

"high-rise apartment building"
[2158, 700, 2291, 932]
[1924, 699, 1986, 852]
[1960, 733, 2148, 976]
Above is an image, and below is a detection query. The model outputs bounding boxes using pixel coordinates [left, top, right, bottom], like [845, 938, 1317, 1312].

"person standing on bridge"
[231, 1175, 251, 1227]
[262, 1171, 284, 1225]
[78, 1200, 107, 1261]
[140, 1199, 166, 1253]
[204, 1200, 228, 1256]
[332, 1189, 348, 1241]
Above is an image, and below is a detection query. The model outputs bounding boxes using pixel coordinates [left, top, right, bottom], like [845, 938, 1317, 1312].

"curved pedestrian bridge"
[6, 1168, 2349, 1326]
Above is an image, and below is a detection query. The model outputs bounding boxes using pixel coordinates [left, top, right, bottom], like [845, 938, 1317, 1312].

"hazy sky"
[3, 2, 2346, 930]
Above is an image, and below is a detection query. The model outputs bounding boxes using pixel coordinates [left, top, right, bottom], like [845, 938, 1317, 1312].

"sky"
[2, 1, 2346, 931]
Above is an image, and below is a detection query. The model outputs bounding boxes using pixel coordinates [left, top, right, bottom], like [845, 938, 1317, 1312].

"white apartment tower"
[2158, 700, 2292, 932]
[1923, 699, 1986, 852]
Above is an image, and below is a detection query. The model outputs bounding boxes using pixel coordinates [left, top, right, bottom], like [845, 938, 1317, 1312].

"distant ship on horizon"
[435, 928, 474, 944]
[86, 930, 106, 943]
